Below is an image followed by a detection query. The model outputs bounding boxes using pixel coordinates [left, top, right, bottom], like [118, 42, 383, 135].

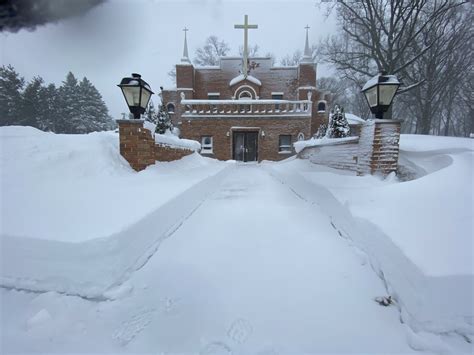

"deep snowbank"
[272, 134, 473, 346]
[0, 126, 223, 242]
[0, 126, 231, 298]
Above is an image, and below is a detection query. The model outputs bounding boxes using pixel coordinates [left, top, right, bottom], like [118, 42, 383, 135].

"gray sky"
[1, 0, 336, 119]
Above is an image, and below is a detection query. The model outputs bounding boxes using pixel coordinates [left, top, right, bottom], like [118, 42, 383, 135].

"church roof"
[229, 74, 262, 87]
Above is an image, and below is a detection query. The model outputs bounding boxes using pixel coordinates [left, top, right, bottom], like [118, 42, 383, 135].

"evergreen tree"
[327, 105, 350, 138]
[58, 72, 81, 133]
[41, 83, 60, 132]
[155, 104, 173, 134]
[19, 76, 46, 128]
[314, 123, 328, 139]
[145, 100, 157, 124]
[0, 65, 24, 126]
[78, 77, 114, 132]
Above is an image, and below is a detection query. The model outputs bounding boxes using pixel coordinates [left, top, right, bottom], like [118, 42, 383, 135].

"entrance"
[233, 131, 258, 162]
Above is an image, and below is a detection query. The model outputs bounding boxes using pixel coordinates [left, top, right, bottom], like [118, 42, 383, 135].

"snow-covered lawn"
[1, 127, 472, 354]
[0, 126, 225, 242]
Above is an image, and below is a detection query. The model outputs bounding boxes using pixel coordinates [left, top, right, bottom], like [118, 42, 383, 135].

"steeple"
[181, 27, 191, 64]
[301, 25, 313, 63]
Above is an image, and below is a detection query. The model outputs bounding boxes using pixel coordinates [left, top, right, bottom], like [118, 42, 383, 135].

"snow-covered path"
[2, 165, 416, 353]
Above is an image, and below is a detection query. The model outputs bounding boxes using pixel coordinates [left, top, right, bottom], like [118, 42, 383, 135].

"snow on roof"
[294, 136, 359, 154]
[362, 74, 400, 91]
[345, 113, 366, 125]
[155, 131, 201, 151]
[195, 65, 221, 70]
[229, 74, 262, 87]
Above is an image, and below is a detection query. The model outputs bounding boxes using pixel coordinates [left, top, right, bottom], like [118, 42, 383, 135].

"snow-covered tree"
[57, 72, 82, 133]
[77, 77, 114, 132]
[0, 65, 24, 126]
[145, 100, 157, 124]
[327, 105, 350, 138]
[314, 123, 328, 139]
[155, 104, 173, 134]
[19, 76, 46, 128]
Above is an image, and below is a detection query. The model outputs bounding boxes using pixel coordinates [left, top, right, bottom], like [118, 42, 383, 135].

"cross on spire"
[302, 24, 313, 63]
[181, 27, 190, 63]
[234, 15, 258, 77]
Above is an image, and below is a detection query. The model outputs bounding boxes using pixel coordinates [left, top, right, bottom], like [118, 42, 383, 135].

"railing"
[180, 99, 312, 117]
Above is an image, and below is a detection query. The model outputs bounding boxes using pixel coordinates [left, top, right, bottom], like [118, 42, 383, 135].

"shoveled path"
[1, 164, 416, 354]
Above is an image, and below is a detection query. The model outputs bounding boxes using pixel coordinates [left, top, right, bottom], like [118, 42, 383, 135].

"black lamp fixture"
[361, 71, 401, 119]
[118, 73, 154, 119]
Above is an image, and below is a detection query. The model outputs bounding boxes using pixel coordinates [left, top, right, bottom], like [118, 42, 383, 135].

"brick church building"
[162, 16, 330, 162]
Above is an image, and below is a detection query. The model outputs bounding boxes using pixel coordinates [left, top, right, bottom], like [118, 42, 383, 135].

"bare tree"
[238, 44, 260, 57]
[320, 0, 467, 92]
[195, 35, 230, 66]
[399, 4, 472, 134]
[280, 50, 302, 66]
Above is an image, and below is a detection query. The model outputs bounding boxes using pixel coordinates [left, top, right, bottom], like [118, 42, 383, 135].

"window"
[297, 132, 305, 141]
[272, 93, 283, 111]
[317, 101, 326, 112]
[208, 93, 220, 100]
[238, 91, 252, 112]
[167, 103, 175, 113]
[201, 136, 213, 154]
[279, 135, 292, 153]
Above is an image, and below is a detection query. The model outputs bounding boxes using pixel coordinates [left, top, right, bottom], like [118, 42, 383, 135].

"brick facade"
[163, 56, 330, 161]
[180, 116, 311, 161]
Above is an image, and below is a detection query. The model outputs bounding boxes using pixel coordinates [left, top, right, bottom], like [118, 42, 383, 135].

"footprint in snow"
[227, 318, 253, 344]
[199, 341, 232, 355]
[113, 307, 155, 346]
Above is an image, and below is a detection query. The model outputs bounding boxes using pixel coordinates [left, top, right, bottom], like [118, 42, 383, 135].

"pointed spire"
[181, 27, 190, 63]
[301, 25, 313, 63]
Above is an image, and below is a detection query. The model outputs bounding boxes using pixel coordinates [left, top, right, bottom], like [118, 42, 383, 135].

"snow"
[0, 126, 221, 242]
[1, 127, 472, 353]
[272, 134, 473, 349]
[155, 130, 201, 151]
[294, 136, 359, 153]
[346, 112, 366, 125]
[362, 74, 400, 91]
[182, 99, 308, 105]
[229, 73, 262, 86]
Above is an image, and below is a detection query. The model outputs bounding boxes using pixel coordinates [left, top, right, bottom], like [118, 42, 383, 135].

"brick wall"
[297, 119, 402, 176]
[298, 138, 360, 171]
[117, 120, 155, 171]
[117, 120, 195, 171]
[180, 117, 311, 161]
[154, 144, 194, 162]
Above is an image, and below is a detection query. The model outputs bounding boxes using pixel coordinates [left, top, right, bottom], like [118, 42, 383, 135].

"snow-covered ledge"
[294, 136, 359, 154]
[155, 131, 201, 152]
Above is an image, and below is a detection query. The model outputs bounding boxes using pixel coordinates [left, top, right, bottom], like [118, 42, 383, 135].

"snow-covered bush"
[326, 105, 350, 138]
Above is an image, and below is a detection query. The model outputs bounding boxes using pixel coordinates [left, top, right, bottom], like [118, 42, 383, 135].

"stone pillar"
[116, 119, 155, 172]
[370, 119, 402, 175]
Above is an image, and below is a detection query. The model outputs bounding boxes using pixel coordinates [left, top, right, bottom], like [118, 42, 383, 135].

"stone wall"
[297, 119, 402, 176]
[117, 120, 195, 171]
[180, 116, 311, 161]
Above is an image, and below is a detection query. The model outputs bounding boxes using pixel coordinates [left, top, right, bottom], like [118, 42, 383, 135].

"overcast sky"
[1, 0, 336, 119]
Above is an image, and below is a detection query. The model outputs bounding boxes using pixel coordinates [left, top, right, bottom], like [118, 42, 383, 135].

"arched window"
[297, 132, 305, 141]
[317, 101, 326, 112]
[167, 103, 175, 113]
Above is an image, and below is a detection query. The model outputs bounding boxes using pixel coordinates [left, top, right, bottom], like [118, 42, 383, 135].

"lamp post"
[361, 72, 400, 119]
[118, 73, 154, 119]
